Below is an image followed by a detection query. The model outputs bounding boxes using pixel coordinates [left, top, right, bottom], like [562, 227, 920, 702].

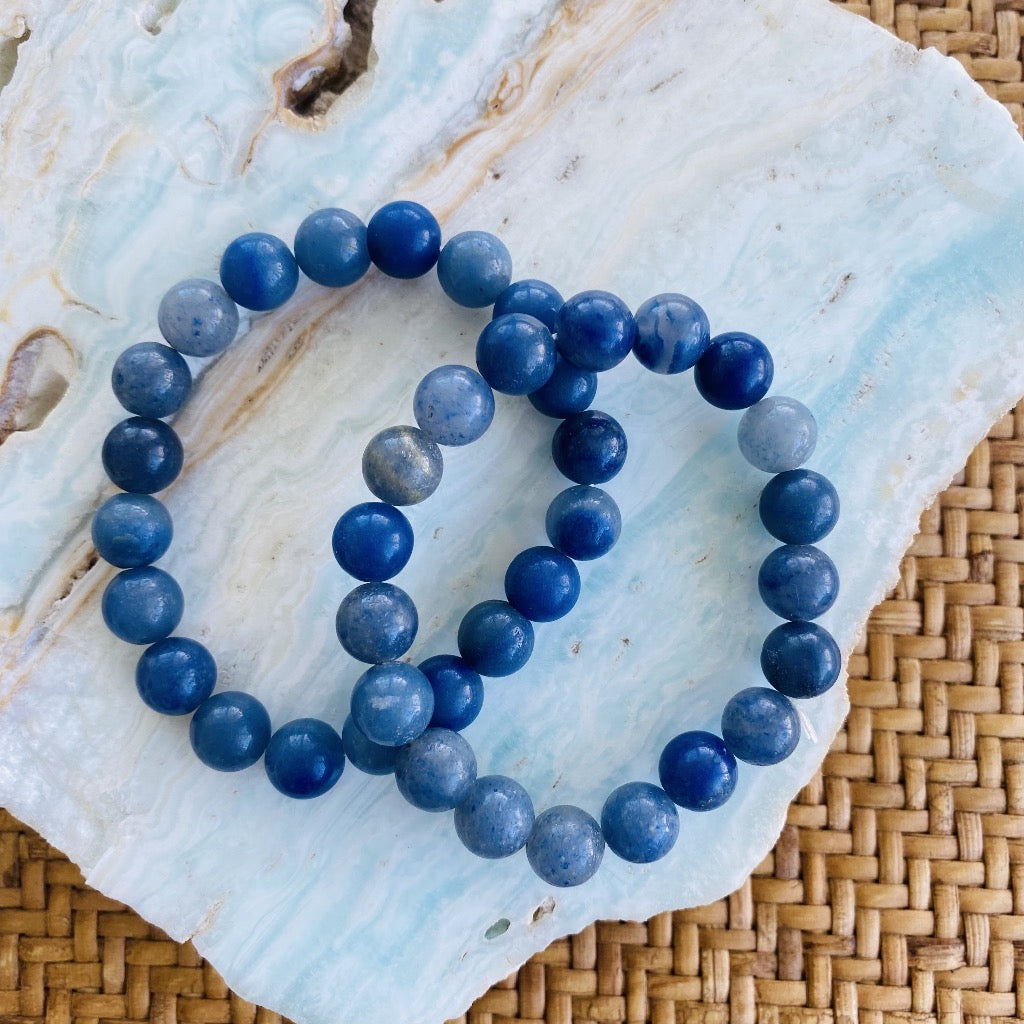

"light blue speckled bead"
[362, 425, 444, 506]
[721, 687, 801, 765]
[158, 278, 239, 357]
[600, 781, 679, 864]
[413, 365, 495, 446]
[111, 343, 192, 418]
[737, 396, 817, 473]
[436, 231, 513, 308]
[394, 727, 477, 811]
[454, 775, 535, 859]
[526, 805, 605, 887]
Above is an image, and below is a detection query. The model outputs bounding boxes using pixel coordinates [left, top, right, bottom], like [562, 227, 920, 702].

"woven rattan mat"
[3, 3, 1023, 1023]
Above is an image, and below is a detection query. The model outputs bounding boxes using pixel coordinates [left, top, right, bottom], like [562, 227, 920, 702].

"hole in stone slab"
[0, 22, 30, 95]
[138, 0, 182, 36]
[0, 329, 76, 446]
[484, 918, 510, 940]
[532, 897, 555, 922]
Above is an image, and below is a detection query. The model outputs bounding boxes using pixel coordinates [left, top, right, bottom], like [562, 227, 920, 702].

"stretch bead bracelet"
[96, 200, 842, 888]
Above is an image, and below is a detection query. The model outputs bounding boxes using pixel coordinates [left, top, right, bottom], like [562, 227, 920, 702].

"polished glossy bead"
[551, 410, 627, 484]
[504, 546, 581, 622]
[158, 278, 239, 357]
[493, 279, 564, 331]
[759, 470, 840, 545]
[658, 731, 738, 811]
[394, 727, 477, 811]
[633, 293, 711, 374]
[189, 690, 271, 772]
[694, 332, 774, 409]
[721, 687, 801, 765]
[738, 396, 817, 472]
[101, 566, 184, 645]
[366, 201, 441, 278]
[600, 782, 680, 864]
[555, 290, 637, 372]
[528, 354, 598, 418]
[419, 654, 484, 731]
[761, 621, 842, 699]
[457, 600, 535, 677]
[526, 805, 605, 887]
[111, 343, 192, 418]
[342, 713, 400, 775]
[436, 231, 512, 307]
[475, 313, 556, 395]
[350, 662, 434, 746]
[92, 493, 172, 568]
[332, 502, 413, 582]
[335, 582, 418, 663]
[101, 417, 183, 494]
[293, 207, 369, 287]
[361, 425, 443, 506]
[264, 718, 345, 799]
[545, 485, 621, 561]
[219, 232, 299, 311]
[758, 544, 839, 620]
[454, 775, 535, 859]
[413, 365, 495, 446]
[135, 637, 216, 715]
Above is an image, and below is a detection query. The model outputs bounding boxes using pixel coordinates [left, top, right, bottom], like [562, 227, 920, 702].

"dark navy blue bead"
[341, 713, 400, 774]
[293, 207, 369, 287]
[102, 417, 183, 494]
[394, 727, 477, 811]
[493, 279, 564, 331]
[436, 231, 513, 308]
[545, 485, 621, 561]
[555, 291, 637, 372]
[504, 546, 581, 622]
[101, 566, 184, 645]
[551, 410, 627, 484]
[457, 600, 534, 677]
[413, 365, 495, 446]
[264, 717, 346, 799]
[758, 544, 839, 620]
[366, 201, 441, 278]
[362, 425, 444, 506]
[219, 232, 299, 311]
[761, 621, 842, 699]
[526, 805, 605, 887]
[158, 278, 239, 357]
[633, 293, 711, 374]
[136, 637, 216, 715]
[335, 582, 418, 663]
[332, 502, 413, 582]
[759, 470, 840, 545]
[189, 690, 271, 772]
[721, 687, 801, 766]
[454, 775, 535, 859]
[111, 343, 192, 418]
[694, 332, 774, 410]
[419, 654, 484, 731]
[528, 354, 598, 418]
[476, 313, 556, 395]
[658, 731, 738, 811]
[600, 782, 680, 864]
[92, 493, 173, 568]
[350, 662, 434, 746]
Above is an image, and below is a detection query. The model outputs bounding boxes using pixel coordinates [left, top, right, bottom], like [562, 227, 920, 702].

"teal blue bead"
[758, 544, 839, 620]
[350, 662, 434, 746]
[335, 582, 417, 663]
[759, 470, 839, 545]
[101, 566, 183, 645]
[293, 208, 369, 287]
[721, 687, 800, 765]
[342, 713, 399, 774]
[332, 502, 414, 582]
[102, 417, 183, 494]
[528, 355, 597, 418]
[476, 313, 556, 395]
[413, 365, 495, 446]
[738, 396, 817, 472]
[92, 493, 172, 568]
[551, 410, 627, 485]
[493, 279, 563, 331]
[112, 343, 192, 418]
[600, 782, 679, 863]
[633, 293, 710, 374]
[545, 485, 621, 561]
[136, 637, 215, 715]
[437, 231, 513, 308]
[555, 291, 636, 372]
[219, 232, 299, 311]
[454, 775, 535, 859]
[264, 718, 345, 799]
[526, 805, 605, 887]
[189, 690, 271, 772]
[694, 332, 774, 410]
[366, 201, 441, 279]
[457, 600, 534, 677]
[158, 278, 239, 357]
[362, 425, 443, 506]
[394, 727, 477, 811]
[761, 621, 842, 699]
[658, 731, 737, 811]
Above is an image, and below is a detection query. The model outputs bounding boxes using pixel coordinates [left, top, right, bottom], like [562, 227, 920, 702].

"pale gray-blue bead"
[158, 278, 240, 357]
[362, 425, 443, 505]
[737, 396, 817, 473]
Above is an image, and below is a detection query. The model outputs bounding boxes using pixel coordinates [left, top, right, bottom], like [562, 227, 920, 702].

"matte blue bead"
[293, 207, 369, 287]
[528, 354, 598, 418]
[158, 278, 239, 357]
[658, 731, 737, 811]
[493, 279, 564, 331]
[264, 717, 345, 799]
[362, 425, 443, 506]
[332, 502, 413, 582]
[476, 313, 556, 395]
[633, 293, 711, 374]
[394, 727, 477, 811]
[457, 600, 535, 677]
[758, 544, 839, 620]
[555, 290, 637, 372]
[350, 662, 434, 746]
[219, 232, 299, 311]
[761, 621, 842, 699]
[759, 470, 840, 545]
[419, 654, 484, 731]
[545, 485, 621, 561]
[694, 332, 774, 410]
[454, 775, 536, 859]
[721, 687, 801, 766]
[437, 231, 513, 308]
[111, 343, 192, 418]
[526, 805, 605, 887]
[341, 713, 400, 774]
[504, 546, 581, 622]
[189, 690, 271, 772]
[92, 493, 172, 568]
[135, 637, 216, 715]
[738, 396, 817, 472]
[101, 566, 184, 645]
[551, 410, 627, 484]
[600, 782, 680, 864]
[335, 582, 418, 663]
[413, 365, 495, 446]
[366, 201, 441, 278]
[102, 417, 183, 494]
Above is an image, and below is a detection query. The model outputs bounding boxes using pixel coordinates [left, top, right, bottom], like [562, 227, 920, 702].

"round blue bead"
[101, 566, 184, 645]
[600, 782, 680, 864]
[493, 279, 564, 331]
[758, 544, 840, 620]
[454, 775, 536, 859]
[504, 546, 581, 622]
[332, 502, 413, 582]
[658, 731, 737, 811]
[457, 600, 535, 677]
[759, 470, 840, 545]
[413, 365, 495, 446]
[366, 201, 441, 279]
[135, 636, 216, 715]
[350, 662, 434, 746]
[362, 425, 443, 506]
[721, 687, 801, 766]
[293, 207, 369, 287]
[528, 354, 598, 418]
[335, 582, 418, 663]
[694, 332, 774, 410]
[189, 690, 271, 772]
[419, 654, 484, 731]
[264, 717, 346, 799]
[341, 713, 400, 775]
[219, 232, 299, 311]
[761, 621, 842, 699]
[158, 278, 239, 357]
[102, 417, 183, 494]
[555, 290, 637, 372]
[394, 727, 477, 811]
[633, 293, 711, 374]
[545, 485, 621, 561]
[738, 396, 818, 473]
[436, 231, 513, 308]
[92, 493, 173, 568]
[476, 313, 556, 395]
[526, 805, 605, 887]
[551, 410, 627, 485]
[111, 343, 192, 418]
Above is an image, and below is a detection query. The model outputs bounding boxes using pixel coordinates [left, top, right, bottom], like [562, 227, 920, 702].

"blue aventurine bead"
[341, 713, 400, 775]
[419, 654, 484, 731]
[158, 278, 239, 357]
[394, 727, 477, 811]
[92, 493, 173, 568]
[366, 201, 441, 279]
[658, 731, 738, 811]
[111, 342, 192, 418]
[738, 396, 818, 473]
[632, 293, 711, 374]
[761, 621, 842, 699]
[551, 409, 627, 485]
[526, 805, 605, 887]
[504, 546, 581, 622]
[293, 207, 370, 287]
[493, 279, 564, 331]
[721, 687, 801, 766]
[264, 717, 346, 799]
[758, 544, 840, 620]
[528, 354, 598, 418]
[454, 775, 536, 859]
[436, 231, 513, 308]
[457, 600, 535, 677]
[101, 566, 184, 645]
[413, 365, 495, 446]
[332, 502, 414, 582]
[600, 781, 680, 864]
[102, 417, 183, 494]
[335, 582, 418, 663]
[350, 662, 434, 746]
[476, 313, 556, 395]
[759, 469, 840, 545]
[545, 485, 621, 561]
[135, 636, 216, 715]
[219, 232, 299, 311]
[189, 690, 271, 772]
[694, 332, 774, 410]
[362, 425, 443, 506]
[555, 290, 637, 372]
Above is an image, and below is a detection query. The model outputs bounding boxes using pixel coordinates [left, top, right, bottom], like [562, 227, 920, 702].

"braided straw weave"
[2, 3, 1022, 1022]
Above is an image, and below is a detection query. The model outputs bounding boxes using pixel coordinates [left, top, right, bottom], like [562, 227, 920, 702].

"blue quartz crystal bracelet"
[96, 200, 842, 888]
